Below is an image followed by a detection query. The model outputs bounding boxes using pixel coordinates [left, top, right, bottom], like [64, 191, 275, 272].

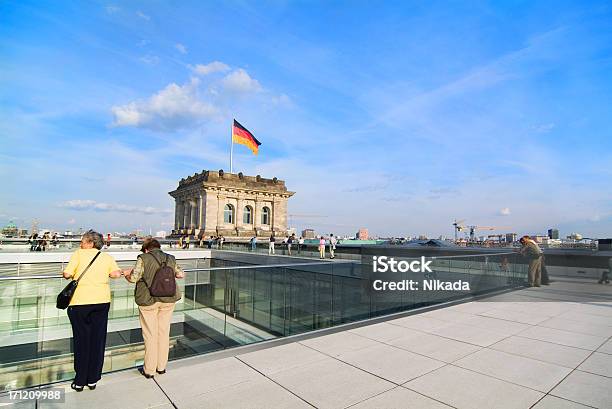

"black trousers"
[67, 303, 110, 386]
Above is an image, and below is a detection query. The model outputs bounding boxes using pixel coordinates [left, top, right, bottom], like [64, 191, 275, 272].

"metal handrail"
[0, 251, 522, 281]
[0, 260, 357, 281]
[182, 260, 356, 272]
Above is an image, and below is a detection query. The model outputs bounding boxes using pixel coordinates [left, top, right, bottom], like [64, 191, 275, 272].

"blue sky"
[1, 0, 611, 238]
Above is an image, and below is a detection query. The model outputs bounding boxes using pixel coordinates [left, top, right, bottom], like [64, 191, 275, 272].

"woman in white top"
[318, 236, 326, 259]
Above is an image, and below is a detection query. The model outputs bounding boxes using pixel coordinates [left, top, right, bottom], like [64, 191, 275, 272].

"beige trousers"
[138, 302, 175, 375]
[528, 257, 542, 287]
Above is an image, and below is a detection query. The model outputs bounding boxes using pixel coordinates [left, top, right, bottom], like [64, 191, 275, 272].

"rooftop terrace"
[0, 247, 610, 408]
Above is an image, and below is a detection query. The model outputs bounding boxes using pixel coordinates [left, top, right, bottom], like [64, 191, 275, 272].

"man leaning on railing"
[518, 235, 543, 287]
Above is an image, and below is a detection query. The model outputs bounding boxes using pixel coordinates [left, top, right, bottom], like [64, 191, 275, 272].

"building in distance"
[548, 228, 560, 240]
[169, 170, 294, 238]
[301, 229, 316, 239]
[357, 228, 369, 240]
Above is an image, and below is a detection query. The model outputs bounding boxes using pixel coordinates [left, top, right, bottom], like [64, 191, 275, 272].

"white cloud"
[221, 69, 262, 93]
[140, 55, 160, 65]
[175, 43, 188, 54]
[499, 207, 511, 216]
[67, 218, 76, 225]
[192, 61, 230, 76]
[136, 10, 150, 20]
[111, 78, 217, 131]
[60, 200, 171, 215]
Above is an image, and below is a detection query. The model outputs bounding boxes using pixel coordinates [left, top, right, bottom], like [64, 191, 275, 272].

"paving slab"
[558, 311, 612, 326]
[454, 348, 573, 392]
[551, 370, 612, 409]
[490, 336, 592, 368]
[517, 326, 607, 350]
[429, 322, 508, 347]
[174, 376, 312, 409]
[237, 342, 328, 376]
[40, 370, 170, 409]
[577, 352, 612, 378]
[156, 356, 260, 401]
[388, 331, 482, 363]
[478, 307, 552, 325]
[268, 357, 395, 409]
[336, 343, 445, 384]
[349, 322, 423, 342]
[459, 315, 530, 336]
[597, 338, 612, 355]
[538, 317, 612, 337]
[532, 395, 596, 409]
[404, 365, 544, 409]
[388, 315, 451, 333]
[351, 386, 453, 409]
[299, 330, 379, 357]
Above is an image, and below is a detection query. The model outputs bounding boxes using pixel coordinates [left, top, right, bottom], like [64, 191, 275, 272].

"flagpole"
[230, 119, 234, 173]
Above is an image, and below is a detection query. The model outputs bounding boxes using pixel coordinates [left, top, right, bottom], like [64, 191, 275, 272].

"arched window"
[243, 206, 252, 224]
[261, 206, 270, 225]
[224, 204, 234, 224]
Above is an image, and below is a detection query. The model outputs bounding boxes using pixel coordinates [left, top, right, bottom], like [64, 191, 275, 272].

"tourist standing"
[124, 238, 184, 378]
[184, 235, 190, 249]
[287, 234, 294, 256]
[251, 236, 257, 251]
[106, 233, 111, 248]
[298, 236, 304, 254]
[41, 232, 49, 251]
[219, 235, 224, 249]
[61, 230, 123, 391]
[329, 234, 337, 259]
[519, 236, 543, 287]
[29, 233, 38, 251]
[319, 236, 326, 259]
[269, 234, 276, 255]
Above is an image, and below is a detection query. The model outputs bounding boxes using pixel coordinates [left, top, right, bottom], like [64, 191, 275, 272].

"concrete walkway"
[17, 279, 612, 408]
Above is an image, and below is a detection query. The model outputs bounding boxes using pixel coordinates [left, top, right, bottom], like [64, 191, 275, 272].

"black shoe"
[156, 369, 166, 375]
[87, 383, 97, 390]
[71, 383, 84, 392]
[138, 367, 154, 379]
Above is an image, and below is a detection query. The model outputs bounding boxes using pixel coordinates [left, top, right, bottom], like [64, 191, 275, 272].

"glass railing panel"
[0, 252, 531, 391]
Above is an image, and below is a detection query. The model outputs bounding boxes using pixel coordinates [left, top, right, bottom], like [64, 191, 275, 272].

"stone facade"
[169, 170, 294, 238]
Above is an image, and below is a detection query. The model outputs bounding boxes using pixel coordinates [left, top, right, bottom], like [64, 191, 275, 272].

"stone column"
[183, 200, 190, 230]
[271, 199, 276, 232]
[174, 200, 180, 230]
[204, 190, 218, 235]
[254, 198, 260, 230]
[190, 199, 197, 229]
[217, 194, 225, 230]
[198, 193, 204, 230]
[236, 197, 244, 229]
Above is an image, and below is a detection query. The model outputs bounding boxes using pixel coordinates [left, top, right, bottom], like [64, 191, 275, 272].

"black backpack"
[147, 253, 177, 297]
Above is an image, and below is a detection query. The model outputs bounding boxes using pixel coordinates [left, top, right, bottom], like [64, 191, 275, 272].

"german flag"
[232, 119, 262, 155]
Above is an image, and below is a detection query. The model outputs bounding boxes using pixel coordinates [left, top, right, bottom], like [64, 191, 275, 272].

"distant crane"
[452, 219, 466, 241]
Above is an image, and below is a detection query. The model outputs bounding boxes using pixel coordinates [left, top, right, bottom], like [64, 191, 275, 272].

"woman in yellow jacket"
[62, 230, 123, 392]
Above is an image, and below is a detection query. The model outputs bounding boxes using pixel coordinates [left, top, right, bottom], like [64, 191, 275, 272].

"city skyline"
[1, 1, 611, 237]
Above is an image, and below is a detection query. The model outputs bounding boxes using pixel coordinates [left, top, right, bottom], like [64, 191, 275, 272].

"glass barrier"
[0, 253, 527, 391]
